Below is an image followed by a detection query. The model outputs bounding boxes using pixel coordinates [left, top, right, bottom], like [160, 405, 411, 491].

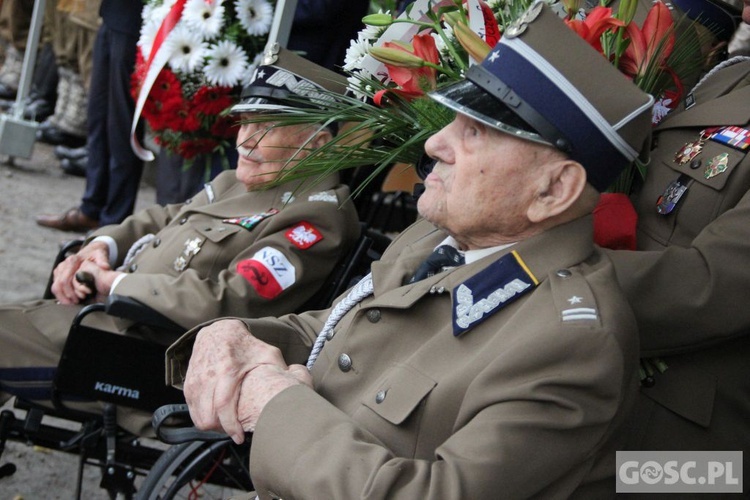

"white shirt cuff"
[110, 273, 128, 295]
[91, 236, 118, 268]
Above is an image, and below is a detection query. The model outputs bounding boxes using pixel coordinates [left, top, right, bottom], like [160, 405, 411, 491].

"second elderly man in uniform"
[0, 49, 360, 436]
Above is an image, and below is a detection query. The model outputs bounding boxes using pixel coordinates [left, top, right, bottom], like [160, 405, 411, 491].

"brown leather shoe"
[35, 207, 99, 232]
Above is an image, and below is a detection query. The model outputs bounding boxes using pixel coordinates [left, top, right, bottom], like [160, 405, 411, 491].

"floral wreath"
[246, 0, 709, 196]
[130, 0, 276, 164]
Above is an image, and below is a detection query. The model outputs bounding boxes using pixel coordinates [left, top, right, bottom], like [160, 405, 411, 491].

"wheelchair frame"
[0, 221, 394, 499]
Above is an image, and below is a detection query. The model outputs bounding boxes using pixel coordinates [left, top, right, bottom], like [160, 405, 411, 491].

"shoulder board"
[548, 267, 601, 326]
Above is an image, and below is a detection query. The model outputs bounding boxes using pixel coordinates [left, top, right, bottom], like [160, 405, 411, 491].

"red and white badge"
[237, 247, 296, 299]
[285, 221, 323, 249]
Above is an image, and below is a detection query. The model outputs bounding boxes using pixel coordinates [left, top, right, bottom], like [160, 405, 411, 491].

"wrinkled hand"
[51, 241, 111, 304]
[236, 363, 312, 434]
[74, 260, 123, 300]
[184, 319, 308, 444]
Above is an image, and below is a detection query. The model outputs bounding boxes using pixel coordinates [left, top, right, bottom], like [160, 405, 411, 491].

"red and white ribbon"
[130, 0, 187, 161]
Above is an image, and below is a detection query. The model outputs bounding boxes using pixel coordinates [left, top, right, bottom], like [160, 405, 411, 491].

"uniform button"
[204, 227, 212, 231]
[366, 309, 381, 323]
[429, 286, 437, 294]
[375, 390, 387, 404]
[338, 354, 352, 372]
[437, 286, 445, 293]
[152, 238, 161, 248]
[689, 159, 702, 170]
[326, 329, 335, 341]
[556, 269, 572, 278]
[129, 264, 138, 273]
[185, 198, 193, 204]
[179, 217, 188, 225]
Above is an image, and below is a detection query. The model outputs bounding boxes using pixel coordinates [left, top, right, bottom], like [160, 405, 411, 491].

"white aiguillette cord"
[306, 273, 374, 369]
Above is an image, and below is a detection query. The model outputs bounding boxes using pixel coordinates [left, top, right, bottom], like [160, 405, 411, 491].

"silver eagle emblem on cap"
[504, 1, 543, 38]
[262, 42, 280, 65]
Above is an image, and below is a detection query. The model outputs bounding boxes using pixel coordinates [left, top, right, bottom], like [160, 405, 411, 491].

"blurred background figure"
[35, 0, 142, 232]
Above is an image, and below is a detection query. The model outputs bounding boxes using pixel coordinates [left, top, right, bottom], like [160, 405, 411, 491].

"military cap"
[231, 43, 348, 114]
[429, 2, 654, 192]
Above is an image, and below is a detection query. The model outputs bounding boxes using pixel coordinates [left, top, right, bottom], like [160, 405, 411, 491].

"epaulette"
[548, 267, 601, 326]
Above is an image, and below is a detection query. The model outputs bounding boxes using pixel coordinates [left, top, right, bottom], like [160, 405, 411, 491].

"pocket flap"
[657, 135, 745, 192]
[641, 362, 716, 428]
[363, 365, 436, 425]
[190, 220, 241, 243]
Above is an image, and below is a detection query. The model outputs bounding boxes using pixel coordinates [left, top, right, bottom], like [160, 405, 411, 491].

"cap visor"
[429, 80, 550, 146]
[230, 97, 296, 114]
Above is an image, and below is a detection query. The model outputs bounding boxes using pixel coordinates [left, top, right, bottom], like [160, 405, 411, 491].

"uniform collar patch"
[223, 208, 280, 230]
[453, 250, 539, 336]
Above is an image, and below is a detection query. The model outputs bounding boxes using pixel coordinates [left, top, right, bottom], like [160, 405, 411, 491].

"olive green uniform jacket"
[0, 171, 358, 433]
[91, 170, 359, 332]
[168, 216, 639, 499]
[609, 59, 750, 488]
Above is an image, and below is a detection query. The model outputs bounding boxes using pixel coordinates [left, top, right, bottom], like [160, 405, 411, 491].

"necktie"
[409, 245, 465, 283]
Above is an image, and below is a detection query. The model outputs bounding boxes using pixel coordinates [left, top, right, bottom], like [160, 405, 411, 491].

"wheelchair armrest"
[152, 404, 232, 444]
[104, 294, 185, 335]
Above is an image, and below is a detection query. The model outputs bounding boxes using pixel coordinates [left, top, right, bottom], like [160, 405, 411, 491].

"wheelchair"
[0, 223, 392, 499]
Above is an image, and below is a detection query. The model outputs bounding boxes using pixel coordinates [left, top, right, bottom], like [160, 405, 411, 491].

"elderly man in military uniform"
[608, 0, 750, 489]
[166, 5, 653, 498]
[0, 48, 360, 435]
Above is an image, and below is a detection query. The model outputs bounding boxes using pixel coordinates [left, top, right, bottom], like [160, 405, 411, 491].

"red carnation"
[192, 86, 235, 116]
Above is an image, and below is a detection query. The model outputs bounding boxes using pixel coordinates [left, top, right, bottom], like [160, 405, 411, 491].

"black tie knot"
[409, 245, 465, 283]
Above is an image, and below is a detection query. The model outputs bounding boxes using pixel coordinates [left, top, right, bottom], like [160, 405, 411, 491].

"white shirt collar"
[437, 236, 516, 265]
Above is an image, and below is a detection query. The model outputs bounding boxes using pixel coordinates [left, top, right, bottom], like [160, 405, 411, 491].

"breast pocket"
[638, 134, 749, 246]
[190, 220, 242, 244]
[362, 364, 437, 425]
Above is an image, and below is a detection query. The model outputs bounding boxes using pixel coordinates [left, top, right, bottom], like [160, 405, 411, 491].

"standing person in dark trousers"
[36, 0, 143, 232]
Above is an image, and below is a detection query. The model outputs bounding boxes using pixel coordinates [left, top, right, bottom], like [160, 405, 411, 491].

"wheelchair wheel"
[136, 439, 252, 500]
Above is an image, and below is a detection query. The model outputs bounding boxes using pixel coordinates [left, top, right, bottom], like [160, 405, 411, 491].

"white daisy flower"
[138, 18, 162, 60]
[166, 26, 208, 74]
[235, 0, 274, 36]
[204, 40, 249, 87]
[343, 37, 371, 72]
[183, 0, 225, 39]
[150, 0, 179, 25]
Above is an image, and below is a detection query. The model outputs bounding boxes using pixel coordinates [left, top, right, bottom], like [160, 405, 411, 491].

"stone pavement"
[0, 140, 158, 499]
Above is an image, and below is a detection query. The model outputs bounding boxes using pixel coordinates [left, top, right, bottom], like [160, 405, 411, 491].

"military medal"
[224, 208, 279, 231]
[704, 153, 729, 179]
[656, 174, 691, 215]
[674, 135, 705, 165]
[173, 237, 204, 272]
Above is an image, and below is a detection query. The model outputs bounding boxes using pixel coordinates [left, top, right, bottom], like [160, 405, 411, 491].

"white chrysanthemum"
[235, 0, 274, 36]
[343, 37, 371, 72]
[358, 11, 389, 42]
[204, 40, 249, 87]
[347, 72, 375, 102]
[183, 0, 225, 39]
[432, 23, 454, 61]
[166, 26, 208, 74]
[138, 18, 162, 60]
